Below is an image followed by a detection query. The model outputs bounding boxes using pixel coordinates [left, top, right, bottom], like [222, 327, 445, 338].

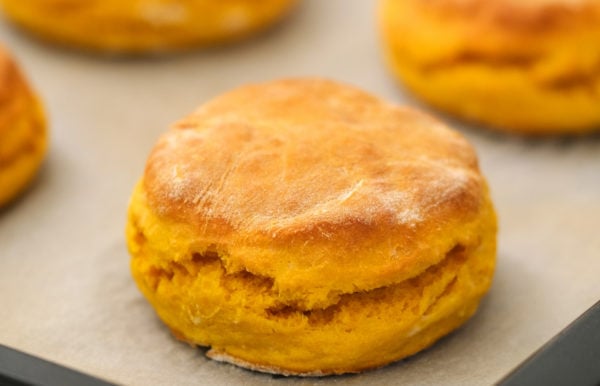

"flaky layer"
[0, 46, 46, 207]
[380, 0, 600, 134]
[0, 0, 298, 53]
[127, 181, 496, 374]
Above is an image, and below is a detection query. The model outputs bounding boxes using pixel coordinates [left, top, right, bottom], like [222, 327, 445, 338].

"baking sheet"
[1, 1, 599, 385]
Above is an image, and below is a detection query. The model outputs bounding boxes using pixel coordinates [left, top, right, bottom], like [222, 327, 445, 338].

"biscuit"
[126, 78, 497, 375]
[0, 0, 298, 53]
[380, 0, 600, 134]
[0, 45, 46, 207]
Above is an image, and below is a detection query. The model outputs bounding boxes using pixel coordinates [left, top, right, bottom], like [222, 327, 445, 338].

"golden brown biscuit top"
[142, 78, 490, 299]
[146, 78, 480, 236]
[422, 0, 600, 31]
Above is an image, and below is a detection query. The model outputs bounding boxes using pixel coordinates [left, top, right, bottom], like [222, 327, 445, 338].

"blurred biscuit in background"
[0, 44, 46, 207]
[0, 0, 299, 54]
[380, 0, 600, 135]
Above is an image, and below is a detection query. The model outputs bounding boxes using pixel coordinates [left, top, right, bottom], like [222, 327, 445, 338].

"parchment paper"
[1, 1, 599, 385]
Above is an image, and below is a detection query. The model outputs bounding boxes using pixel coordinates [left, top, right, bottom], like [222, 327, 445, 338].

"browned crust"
[422, 0, 600, 33]
[141, 78, 490, 295]
[144, 78, 483, 235]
